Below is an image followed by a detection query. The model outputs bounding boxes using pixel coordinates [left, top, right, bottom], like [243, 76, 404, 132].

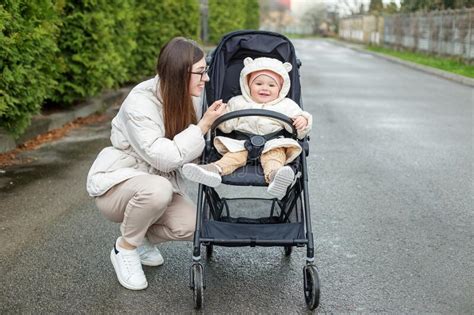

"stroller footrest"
[221, 165, 267, 186]
[201, 221, 305, 246]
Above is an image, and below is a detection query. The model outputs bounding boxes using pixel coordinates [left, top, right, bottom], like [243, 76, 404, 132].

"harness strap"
[232, 129, 286, 141]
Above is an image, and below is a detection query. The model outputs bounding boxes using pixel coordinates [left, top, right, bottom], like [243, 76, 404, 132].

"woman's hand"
[292, 115, 308, 131]
[198, 99, 227, 134]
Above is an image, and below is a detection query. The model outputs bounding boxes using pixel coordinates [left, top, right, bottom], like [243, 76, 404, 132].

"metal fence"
[339, 9, 474, 60]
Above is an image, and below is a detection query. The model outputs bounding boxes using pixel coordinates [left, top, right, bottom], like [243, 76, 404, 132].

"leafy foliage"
[245, 0, 260, 29]
[0, 1, 60, 136]
[131, 0, 200, 80]
[400, 0, 473, 12]
[208, 0, 259, 43]
[369, 0, 384, 13]
[52, 0, 138, 105]
[0, 0, 200, 137]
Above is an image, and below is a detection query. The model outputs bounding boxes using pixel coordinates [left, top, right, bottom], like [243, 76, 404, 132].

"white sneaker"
[182, 163, 222, 187]
[267, 166, 294, 199]
[110, 238, 148, 290]
[137, 239, 164, 266]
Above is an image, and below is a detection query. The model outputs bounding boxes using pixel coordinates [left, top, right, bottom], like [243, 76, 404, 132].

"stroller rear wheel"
[303, 265, 320, 310]
[191, 263, 204, 309]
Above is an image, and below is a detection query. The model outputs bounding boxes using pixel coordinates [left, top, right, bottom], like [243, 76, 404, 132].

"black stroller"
[189, 30, 320, 310]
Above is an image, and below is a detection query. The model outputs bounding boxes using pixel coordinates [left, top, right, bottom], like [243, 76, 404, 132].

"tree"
[400, 0, 473, 12]
[383, 1, 399, 14]
[334, 0, 366, 16]
[369, 0, 384, 13]
[302, 2, 327, 35]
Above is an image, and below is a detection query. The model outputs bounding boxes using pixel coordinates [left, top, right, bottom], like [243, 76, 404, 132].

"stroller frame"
[189, 30, 320, 310]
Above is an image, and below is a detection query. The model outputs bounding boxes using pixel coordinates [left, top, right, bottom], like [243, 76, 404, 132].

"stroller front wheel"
[303, 264, 320, 310]
[191, 263, 204, 309]
[284, 246, 293, 256]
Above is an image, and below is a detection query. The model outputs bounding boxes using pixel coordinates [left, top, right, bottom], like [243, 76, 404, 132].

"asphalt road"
[1, 39, 472, 313]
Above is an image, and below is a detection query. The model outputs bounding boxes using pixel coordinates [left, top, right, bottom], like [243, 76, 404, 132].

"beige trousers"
[95, 174, 196, 247]
[215, 147, 287, 183]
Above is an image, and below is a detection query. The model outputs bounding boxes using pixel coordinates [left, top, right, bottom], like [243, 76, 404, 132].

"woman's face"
[189, 57, 209, 97]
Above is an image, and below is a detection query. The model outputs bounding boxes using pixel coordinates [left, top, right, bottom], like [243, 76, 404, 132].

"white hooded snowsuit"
[213, 57, 312, 164]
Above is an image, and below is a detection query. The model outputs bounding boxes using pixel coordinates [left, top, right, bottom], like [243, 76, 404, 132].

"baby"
[183, 57, 312, 199]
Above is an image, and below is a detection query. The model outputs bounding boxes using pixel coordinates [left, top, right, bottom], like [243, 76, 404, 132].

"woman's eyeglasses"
[189, 66, 209, 80]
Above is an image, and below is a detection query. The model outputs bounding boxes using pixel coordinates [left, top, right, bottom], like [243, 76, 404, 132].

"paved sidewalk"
[0, 86, 133, 154]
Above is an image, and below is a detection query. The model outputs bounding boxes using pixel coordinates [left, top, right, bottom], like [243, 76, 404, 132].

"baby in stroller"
[183, 57, 312, 199]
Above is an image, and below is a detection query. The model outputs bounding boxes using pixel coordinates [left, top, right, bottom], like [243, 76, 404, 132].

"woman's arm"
[124, 113, 205, 173]
[197, 99, 227, 134]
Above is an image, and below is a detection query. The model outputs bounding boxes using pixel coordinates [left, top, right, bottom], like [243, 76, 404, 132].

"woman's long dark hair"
[157, 37, 204, 139]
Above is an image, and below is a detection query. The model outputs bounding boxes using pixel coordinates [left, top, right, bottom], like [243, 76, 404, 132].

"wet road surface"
[1, 39, 472, 313]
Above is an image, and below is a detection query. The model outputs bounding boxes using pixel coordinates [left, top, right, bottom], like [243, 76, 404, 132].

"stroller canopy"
[205, 30, 302, 106]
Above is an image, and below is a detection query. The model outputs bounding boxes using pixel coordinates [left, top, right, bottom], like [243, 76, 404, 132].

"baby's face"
[249, 75, 280, 103]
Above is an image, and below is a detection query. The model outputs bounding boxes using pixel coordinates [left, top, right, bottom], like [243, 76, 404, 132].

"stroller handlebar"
[211, 109, 298, 138]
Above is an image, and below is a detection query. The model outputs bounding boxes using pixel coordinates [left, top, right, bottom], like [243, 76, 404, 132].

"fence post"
[452, 10, 456, 56]
[468, 9, 472, 59]
[439, 13, 443, 54]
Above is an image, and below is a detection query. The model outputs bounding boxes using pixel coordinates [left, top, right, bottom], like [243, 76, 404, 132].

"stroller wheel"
[303, 265, 320, 310]
[284, 246, 293, 256]
[191, 263, 204, 309]
[206, 244, 214, 258]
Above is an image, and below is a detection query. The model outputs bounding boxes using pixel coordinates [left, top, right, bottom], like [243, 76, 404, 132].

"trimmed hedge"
[1, 0, 256, 137]
[244, 0, 260, 29]
[53, 0, 138, 105]
[208, 0, 259, 43]
[1, 0, 200, 137]
[0, 1, 60, 137]
[132, 0, 200, 80]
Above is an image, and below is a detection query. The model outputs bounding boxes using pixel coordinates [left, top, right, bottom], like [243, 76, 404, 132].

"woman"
[86, 37, 226, 290]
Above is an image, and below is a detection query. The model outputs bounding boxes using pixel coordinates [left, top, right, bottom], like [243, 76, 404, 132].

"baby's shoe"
[182, 163, 222, 187]
[267, 166, 294, 199]
[137, 238, 164, 266]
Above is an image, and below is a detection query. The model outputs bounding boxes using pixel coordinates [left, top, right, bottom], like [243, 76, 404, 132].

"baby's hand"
[292, 116, 308, 130]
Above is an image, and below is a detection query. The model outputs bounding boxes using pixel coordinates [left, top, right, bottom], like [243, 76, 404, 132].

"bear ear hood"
[240, 57, 292, 105]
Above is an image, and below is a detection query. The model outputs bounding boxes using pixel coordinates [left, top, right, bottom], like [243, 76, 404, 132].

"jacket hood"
[240, 57, 293, 106]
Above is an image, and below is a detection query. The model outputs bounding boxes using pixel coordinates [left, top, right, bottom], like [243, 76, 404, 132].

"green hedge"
[0, 0, 200, 137]
[132, 0, 200, 80]
[53, 0, 138, 105]
[208, 0, 259, 43]
[0, 0, 60, 137]
[0, 0, 256, 137]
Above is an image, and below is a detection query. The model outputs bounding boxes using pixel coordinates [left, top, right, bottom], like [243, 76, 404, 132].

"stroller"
[189, 30, 320, 310]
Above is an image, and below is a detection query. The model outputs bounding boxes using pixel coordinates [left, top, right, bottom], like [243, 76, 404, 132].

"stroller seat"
[206, 135, 308, 187]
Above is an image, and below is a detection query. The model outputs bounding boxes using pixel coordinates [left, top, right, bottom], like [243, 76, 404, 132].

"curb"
[0, 86, 133, 154]
[327, 38, 474, 88]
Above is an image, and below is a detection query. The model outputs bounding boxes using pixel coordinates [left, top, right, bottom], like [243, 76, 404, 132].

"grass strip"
[366, 45, 474, 78]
